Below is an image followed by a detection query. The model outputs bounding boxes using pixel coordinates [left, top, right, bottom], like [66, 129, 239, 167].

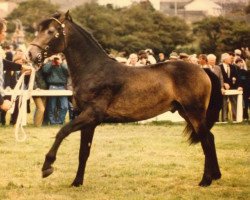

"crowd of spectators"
[115, 48, 250, 121]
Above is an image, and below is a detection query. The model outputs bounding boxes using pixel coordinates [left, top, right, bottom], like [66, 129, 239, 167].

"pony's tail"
[184, 69, 222, 144]
[204, 68, 223, 129]
[184, 123, 200, 144]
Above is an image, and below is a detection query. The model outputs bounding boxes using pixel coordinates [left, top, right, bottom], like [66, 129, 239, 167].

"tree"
[193, 17, 250, 55]
[71, 2, 192, 55]
[7, 0, 59, 37]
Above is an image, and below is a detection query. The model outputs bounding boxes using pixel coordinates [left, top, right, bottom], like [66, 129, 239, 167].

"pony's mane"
[38, 13, 61, 31]
[70, 21, 109, 56]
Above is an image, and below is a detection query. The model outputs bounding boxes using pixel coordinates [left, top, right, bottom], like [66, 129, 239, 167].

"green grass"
[0, 123, 249, 199]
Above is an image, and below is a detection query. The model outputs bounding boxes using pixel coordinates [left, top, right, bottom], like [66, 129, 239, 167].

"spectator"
[0, 47, 20, 125]
[42, 54, 69, 125]
[138, 50, 150, 66]
[234, 49, 247, 70]
[219, 53, 243, 121]
[145, 49, 156, 64]
[188, 54, 198, 64]
[207, 54, 224, 90]
[157, 53, 166, 63]
[169, 51, 179, 61]
[3, 45, 13, 61]
[0, 18, 31, 113]
[198, 54, 209, 68]
[179, 53, 189, 62]
[235, 58, 250, 120]
[32, 63, 48, 127]
[126, 53, 142, 67]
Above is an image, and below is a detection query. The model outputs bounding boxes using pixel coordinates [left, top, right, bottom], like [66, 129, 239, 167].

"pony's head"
[28, 11, 72, 66]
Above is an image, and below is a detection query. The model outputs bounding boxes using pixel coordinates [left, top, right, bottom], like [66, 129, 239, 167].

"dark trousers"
[0, 96, 19, 125]
[243, 94, 249, 120]
[222, 95, 237, 121]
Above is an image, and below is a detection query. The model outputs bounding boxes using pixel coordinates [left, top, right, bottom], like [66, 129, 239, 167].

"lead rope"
[8, 68, 35, 142]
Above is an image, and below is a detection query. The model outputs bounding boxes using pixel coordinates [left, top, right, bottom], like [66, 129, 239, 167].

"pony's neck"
[63, 22, 110, 73]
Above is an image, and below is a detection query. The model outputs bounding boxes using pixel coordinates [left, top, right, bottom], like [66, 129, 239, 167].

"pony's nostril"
[28, 51, 32, 60]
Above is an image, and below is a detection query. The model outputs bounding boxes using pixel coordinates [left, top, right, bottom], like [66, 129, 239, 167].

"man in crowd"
[42, 54, 69, 125]
[0, 18, 30, 112]
[219, 53, 243, 121]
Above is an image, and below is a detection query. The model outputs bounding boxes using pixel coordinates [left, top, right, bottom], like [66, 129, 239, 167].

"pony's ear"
[65, 10, 72, 22]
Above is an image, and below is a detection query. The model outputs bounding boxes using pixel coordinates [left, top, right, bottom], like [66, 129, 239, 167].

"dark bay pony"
[28, 12, 222, 187]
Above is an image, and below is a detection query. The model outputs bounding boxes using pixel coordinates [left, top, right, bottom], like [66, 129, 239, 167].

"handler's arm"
[3, 59, 22, 71]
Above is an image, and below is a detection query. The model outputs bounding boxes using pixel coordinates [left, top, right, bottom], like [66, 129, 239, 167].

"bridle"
[30, 17, 67, 65]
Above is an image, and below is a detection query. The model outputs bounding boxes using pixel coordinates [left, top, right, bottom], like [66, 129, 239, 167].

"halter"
[30, 17, 67, 65]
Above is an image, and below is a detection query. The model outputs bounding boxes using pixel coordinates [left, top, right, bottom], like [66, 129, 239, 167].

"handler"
[0, 18, 31, 111]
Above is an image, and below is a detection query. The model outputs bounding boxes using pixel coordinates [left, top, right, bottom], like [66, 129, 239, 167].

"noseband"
[30, 17, 67, 64]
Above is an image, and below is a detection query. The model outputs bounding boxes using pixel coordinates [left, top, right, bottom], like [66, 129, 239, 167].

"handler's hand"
[0, 100, 12, 111]
[21, 65, 32, 75]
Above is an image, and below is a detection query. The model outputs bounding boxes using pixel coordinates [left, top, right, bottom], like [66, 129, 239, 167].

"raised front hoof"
[71, 180, 83, 187]
[199, 177, 212, 187]
[42, 167, 54, 178]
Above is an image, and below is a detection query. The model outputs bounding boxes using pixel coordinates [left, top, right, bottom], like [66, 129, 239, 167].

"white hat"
[234, 49, 241, 55]
[116, 56, 127, 63]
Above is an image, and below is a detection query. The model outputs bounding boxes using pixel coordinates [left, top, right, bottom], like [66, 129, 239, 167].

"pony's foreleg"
[71, 126, 96, 187]
[42, 108, 97, 178]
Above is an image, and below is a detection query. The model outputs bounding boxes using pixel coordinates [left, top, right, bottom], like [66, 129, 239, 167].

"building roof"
[184, 0, 222, 16]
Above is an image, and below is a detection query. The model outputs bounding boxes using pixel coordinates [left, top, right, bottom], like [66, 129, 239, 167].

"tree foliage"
[7, 0, 59, 33]
[5, 1, 250, 55]
[71, 2, 192, 55]
[193, 17, 250, 55]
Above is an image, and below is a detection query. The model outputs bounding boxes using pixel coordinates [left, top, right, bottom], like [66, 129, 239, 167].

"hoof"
[212, 172, 221, 180]
[199, 176, 212, 187]
[42, 167, 54, 178]
[71, 180, 83, 187]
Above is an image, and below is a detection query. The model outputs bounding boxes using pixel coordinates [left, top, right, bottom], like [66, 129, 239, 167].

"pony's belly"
[106, 98, 173, 122]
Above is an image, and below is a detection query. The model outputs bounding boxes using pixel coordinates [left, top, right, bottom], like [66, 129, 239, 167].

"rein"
[30, 17, 67, 65]
[8, 68, 36, 142]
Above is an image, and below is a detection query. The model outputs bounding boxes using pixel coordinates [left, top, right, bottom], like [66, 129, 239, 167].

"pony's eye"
[47, 30, 54, 34]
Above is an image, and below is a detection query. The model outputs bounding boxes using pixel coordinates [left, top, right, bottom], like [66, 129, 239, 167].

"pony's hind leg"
[177, 105, 220, 186]
[198, 124, 221, 186]
[71, 126, 96, 187]
[42, 107, 98, 178]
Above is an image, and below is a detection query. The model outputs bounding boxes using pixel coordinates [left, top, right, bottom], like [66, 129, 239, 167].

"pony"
[28, 12, 222, 187]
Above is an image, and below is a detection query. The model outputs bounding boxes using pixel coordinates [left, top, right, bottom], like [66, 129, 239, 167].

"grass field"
[0, 122, 249, 200]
